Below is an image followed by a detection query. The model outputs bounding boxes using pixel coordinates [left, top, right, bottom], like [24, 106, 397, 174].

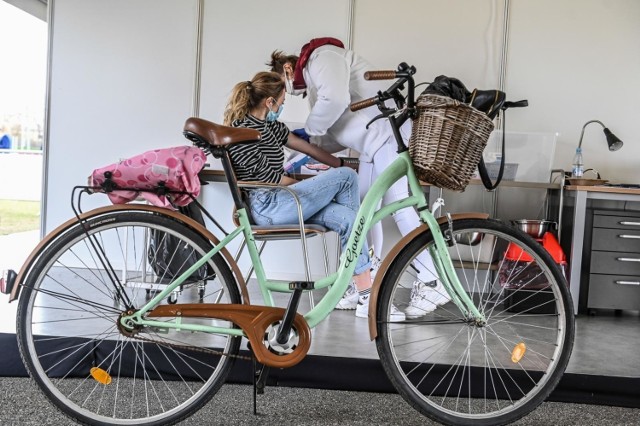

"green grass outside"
[0, 200, 41, 236]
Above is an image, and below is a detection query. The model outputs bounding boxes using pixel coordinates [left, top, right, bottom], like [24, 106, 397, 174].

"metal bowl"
[455, 232, 483, 246]
[511, 219, 555, 238]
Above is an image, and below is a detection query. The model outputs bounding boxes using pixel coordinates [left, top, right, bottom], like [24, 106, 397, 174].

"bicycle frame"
[122, 149, 486, 335]
[12, 61, 572, 426]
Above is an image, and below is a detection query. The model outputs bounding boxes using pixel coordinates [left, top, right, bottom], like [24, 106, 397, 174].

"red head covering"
[292, 37, 345, 90]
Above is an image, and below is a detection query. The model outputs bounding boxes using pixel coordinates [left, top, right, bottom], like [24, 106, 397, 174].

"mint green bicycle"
[9, 63, 574, 425]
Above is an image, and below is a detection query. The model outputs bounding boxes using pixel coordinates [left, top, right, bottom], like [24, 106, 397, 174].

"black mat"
[2, 333, 637, 409]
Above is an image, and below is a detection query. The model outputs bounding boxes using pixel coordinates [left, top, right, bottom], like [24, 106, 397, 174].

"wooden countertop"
[564, 185, 640, 195]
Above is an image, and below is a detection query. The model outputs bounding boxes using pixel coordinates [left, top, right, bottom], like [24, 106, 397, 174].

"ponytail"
[223, 72, 285, 126]
[223, 81, 252, 126]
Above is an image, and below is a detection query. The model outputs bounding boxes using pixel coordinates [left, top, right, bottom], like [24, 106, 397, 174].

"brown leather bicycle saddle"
[183, 117, 260, 148]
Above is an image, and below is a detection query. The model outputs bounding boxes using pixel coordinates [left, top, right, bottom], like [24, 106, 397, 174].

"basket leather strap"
[477, 112, 507, 191]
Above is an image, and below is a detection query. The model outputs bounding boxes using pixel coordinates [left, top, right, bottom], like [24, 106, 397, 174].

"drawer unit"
[590, 251, 640, 276]
[587, 210, 640, 311]
[587, 275, 640, 310]
[591, 228, 640, 252]
[593, 214, 640, 230]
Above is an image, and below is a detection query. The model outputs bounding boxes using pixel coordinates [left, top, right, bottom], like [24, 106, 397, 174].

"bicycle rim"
[16, 211, 241, 425]
[376, 219, 574, 425]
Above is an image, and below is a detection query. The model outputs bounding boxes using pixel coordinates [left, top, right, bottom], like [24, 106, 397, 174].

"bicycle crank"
[264, 320, 301, 355]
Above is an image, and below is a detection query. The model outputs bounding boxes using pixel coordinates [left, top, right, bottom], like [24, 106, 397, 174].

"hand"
[292, 128, 310, 142]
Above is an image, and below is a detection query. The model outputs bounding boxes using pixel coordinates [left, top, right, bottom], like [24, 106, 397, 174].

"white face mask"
[284, 76, 305, 96]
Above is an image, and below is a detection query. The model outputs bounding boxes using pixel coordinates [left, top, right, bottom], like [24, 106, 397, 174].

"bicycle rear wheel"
[16, 210, 241, 425]
[376, 219, 574, 426]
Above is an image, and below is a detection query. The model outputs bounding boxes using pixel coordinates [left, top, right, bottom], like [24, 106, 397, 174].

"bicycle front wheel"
[16, 210, 241, 425]
[376, 219, 574, 426]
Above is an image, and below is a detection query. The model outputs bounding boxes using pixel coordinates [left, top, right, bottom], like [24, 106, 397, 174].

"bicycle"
[6, 62, 574, 425]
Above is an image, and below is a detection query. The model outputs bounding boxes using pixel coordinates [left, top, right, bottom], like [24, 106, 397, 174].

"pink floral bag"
[91, 146, 206, 209]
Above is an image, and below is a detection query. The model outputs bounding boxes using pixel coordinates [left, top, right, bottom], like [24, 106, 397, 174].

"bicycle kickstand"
[252, 356, 270, 415]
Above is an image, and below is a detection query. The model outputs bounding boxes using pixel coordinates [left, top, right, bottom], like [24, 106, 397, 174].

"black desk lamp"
[578, 119, 624, 152]
[571, 120, 624, 178]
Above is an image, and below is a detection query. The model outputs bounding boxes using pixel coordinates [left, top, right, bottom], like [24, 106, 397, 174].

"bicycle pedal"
[288, 281, 314, 290]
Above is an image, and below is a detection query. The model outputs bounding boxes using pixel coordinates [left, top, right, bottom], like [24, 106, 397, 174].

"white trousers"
[358, 140, 437, 283]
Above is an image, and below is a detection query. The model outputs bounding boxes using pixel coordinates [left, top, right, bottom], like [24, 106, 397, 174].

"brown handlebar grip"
[350, 97, 377, 112]
[364, 70, 397, 80]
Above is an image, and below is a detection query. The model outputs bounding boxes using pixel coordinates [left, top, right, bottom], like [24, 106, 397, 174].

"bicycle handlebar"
[350, 97, 378, 112]
[349, 63, 416, 114]
[364, 70, 397, 80]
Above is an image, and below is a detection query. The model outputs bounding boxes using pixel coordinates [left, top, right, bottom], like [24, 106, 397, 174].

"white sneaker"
[370, 254, 382, 279]
[335, 281, 359, 310]
[404, 280, 452, 319]
[355, 296, 406, 322]
[430, 280, 453, 307]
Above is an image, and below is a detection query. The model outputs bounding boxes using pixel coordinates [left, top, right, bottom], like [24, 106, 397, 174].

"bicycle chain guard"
[145, 304, 311, 368]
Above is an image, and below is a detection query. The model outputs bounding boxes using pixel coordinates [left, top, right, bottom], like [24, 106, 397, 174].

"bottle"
[571, 147, 584, 178]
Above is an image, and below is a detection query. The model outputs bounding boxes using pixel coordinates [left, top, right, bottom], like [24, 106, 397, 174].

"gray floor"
[0, 378, 638, 425]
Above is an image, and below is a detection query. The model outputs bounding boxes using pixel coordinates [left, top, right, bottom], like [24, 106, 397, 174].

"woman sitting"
[223, 71, 404, 322]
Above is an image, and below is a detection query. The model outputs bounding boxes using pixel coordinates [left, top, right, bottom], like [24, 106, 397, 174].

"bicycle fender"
[367, 212, 489, 340]
[9, 204, 249, 305]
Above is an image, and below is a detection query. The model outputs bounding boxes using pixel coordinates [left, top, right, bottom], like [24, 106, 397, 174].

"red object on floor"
[542, 232, 566, 263]
[505, 232, 566, 264]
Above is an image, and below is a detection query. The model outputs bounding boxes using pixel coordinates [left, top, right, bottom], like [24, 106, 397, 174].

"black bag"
[421, 75, 527, 191]
[148, 203, 212, 282]
[421, 75, 471, 102]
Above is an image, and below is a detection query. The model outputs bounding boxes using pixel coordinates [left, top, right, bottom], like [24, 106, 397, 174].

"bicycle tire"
[376, 219, 574, 426]
[16, 210, 241, 425]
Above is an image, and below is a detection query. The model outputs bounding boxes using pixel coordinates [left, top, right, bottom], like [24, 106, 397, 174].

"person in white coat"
[267, 38, 451, 318]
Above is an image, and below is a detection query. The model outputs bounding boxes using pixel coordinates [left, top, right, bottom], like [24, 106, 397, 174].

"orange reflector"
[511, 342, 527, 363]
[90, 367, 112, 385]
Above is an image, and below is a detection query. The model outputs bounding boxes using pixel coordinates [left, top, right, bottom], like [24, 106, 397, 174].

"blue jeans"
[247, 167, 371, 275]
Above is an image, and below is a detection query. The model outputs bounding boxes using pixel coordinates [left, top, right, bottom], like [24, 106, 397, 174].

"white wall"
[45, 0, 199, 230]
[353, 0, 505, 90]
[507, 0, 640, 179]
[44, 0, 640, 277]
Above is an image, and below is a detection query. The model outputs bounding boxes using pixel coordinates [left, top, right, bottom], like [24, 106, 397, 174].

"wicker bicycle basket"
[409, 94, 495, 191]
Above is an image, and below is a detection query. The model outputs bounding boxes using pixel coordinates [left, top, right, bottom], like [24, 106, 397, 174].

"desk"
[564, 185, 640, 312]
[201, 169, 558, 191]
